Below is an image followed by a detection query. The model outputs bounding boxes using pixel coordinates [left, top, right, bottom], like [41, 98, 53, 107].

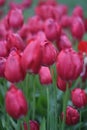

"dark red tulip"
[72, 6, 83, 18]
[23, 120, 39, 130]
[41, 40, 57, 66]
[56, 48, 83, 80]
[28, 15, 43, 33]
[57, 76, 71, 91]
[44, 18, 61, 41]
[5, 50, 26, 83]
[62, 106, 80, 125]
[8, 8, 24, 29]
[71, 88, 87, 108]
[0, 0, 5, 6]
[6, 32, 25, 51]
[71, 16, 85, 40]
[39, 66, 52, 85]
[5, 84, 28, 119]
[84, 18, 87, 32]
[56, 34, 72, 51]
[21, 39, 42, 74]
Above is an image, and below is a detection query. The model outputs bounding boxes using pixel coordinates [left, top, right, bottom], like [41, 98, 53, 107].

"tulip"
[57, 76, 71, 91]
[62, 106, 80, 125]
[56, 48, 83, 81]
[0, 0, 5, 6]
[4, 50, 26, 82]
[39, 66, 52, 85]
[78, 41, 87, 53]
[71, 88, 87, 108]
[56, 34, 72, 51]
[72, 6, 83, 18]
[71, 16, 85, 40]
[6, 32, 25, 51]
[7, 8, 24, 29]
[5, 84, 28, 119]
[0, 40, 8, 57]
[41, 40, 57, 66]
[44, 18, 61, 41]
[23, 120, 39, 130]
[21, 39, 42, 74]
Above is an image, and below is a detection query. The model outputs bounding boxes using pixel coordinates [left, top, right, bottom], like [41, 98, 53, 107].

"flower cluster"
[0, 0, 87, 128]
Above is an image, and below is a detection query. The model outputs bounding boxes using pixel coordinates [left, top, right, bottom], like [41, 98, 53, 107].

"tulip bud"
[5, 84, 28, 119]
[6, 32, 25, 51]
[71, 16, 85, 40]
[56, 48, 83, 81]
[23, 120, 39, 130]
[44, 18, 61, 41]
[39, 66, 52, 85]
[41, 40, 57, 66]
[71, 88, 87, 108]
[21, 40, 42, 74]
[62, 106, 80, 125]
[22, 0, 32, 8]
[28, 16, 43, 33]
[56, 34, 72, 51]
[72, 6, 83, 18]
[5, 50, 26, 82]
[0, 57, 6, 77]
[57, 76, 71, 91]
[84, 18, 87, 32]
[8, 8, 24, 29]
[78, 41, 87, 53]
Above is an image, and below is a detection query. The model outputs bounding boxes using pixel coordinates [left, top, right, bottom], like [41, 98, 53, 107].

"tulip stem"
[47, 87, 50, 130]
[61, 84, 70, 130]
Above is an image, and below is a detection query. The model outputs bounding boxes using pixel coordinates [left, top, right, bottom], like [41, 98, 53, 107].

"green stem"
[47, 87, 50, 130]
[61, 84, 70, 130]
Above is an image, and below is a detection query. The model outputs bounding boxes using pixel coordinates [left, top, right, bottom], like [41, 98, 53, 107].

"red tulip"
[44, 18, 61, 41]
[0, 57, 6, 77]
[39, 66, 52, 85]
[71, 88, 87, 108]
[4, 50, 26, 82]
[21, 39, 42, 74]
[7, 8, 24, 29]
[56, 48, 83, 80]
[71, 16, 85, 40]
[56, 34, 72, 51]
[72, 6, 83, 18]
[78, 41, 87, 53]
[28, 15, 43, 33]
[23, 120, 39, 130]
[6, 32, 25, 51]
[62, 106, 80, 125]
[57, 76, 71, 91]
[84, 18, 87, 32]
[41, 40, 57, 66]
[5, 84, 28, 119]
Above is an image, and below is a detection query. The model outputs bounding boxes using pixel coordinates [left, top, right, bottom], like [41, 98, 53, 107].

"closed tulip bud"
[39, 66, 52, 85]
[72, 6, 83, 19]
[6, 32, 25, 51]
[57, 76, 71, 91]
[23, 120, 39, 130]
[56, 34, 72, 51]
[0, 40, 8, 57]
[0, 57, 6, 77]
[21, 40, 42, 74]
[41, 40, 57, 66]
[28, 16, 43, 33]
[5, 50, 26, 82]
[56, 48, 83, 81]
[71, 88, 87, 108]
[62, 106, 80, 125]
[5, 84, 28, 119]
[78, 41, 87, 53]
[44, 18, 61, 41]
[22, 0, 32, 8]
[8, 9, 24, 29]
[71, 16, 85, 40]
